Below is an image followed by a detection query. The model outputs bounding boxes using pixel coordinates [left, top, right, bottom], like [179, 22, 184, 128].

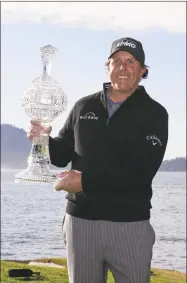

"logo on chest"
[80, 112, 99, 120]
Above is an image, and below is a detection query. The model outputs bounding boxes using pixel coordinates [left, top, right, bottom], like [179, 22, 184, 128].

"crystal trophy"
[15, 45, 67, 184]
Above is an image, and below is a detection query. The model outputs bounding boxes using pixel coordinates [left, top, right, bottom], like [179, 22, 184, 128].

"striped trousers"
[62, 213, 155, 283]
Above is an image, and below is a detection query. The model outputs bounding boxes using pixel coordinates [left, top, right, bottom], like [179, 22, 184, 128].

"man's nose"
[119, 63, 126, 70]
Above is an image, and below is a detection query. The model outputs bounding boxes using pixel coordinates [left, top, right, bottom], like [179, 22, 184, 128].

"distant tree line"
[159, 157, 186, 172]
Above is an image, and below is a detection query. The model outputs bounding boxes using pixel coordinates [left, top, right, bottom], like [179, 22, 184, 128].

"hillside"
[1, 124, 70, 170]
[1, 124, 186, 171]
[159, 157, 186, 172]
[1, 124, 31, 169]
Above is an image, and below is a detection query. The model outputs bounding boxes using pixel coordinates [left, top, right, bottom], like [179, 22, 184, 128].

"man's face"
[108, 51, 146, 94]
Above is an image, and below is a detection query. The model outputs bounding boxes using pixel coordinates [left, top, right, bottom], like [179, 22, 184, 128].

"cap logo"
[116, 40, 136, 49]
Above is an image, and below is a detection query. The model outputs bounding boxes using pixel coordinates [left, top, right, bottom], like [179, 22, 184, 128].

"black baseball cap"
[108, 37, 145, 66]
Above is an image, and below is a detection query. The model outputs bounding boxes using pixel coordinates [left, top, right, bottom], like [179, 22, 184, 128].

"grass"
[1, 258, 186, 283]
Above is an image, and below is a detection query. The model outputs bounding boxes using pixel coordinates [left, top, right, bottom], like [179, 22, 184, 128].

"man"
[28, 37, 168, 283]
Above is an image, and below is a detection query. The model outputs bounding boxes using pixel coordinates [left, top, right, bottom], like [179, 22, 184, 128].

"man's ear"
[142, 67, 148, 79]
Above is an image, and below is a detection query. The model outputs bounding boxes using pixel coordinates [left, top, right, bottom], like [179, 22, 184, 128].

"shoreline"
[2, 258, 186, 283]
[2, 258, 186, 275]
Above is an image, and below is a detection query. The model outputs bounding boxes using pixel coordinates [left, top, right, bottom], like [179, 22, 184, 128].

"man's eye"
[127, 59, 134, 64]
[112, 59, 120, 64]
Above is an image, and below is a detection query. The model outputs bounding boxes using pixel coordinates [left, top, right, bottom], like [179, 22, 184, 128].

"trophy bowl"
[15, 45, 67, 185]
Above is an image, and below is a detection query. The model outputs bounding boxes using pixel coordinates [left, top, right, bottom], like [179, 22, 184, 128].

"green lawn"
[1, 258, 186, 283]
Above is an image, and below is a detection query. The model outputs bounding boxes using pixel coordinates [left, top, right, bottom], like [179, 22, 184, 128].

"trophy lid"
[21, 44, 67, 124]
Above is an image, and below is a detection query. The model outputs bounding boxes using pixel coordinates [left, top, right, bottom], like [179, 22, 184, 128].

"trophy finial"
[40, 45, 58, 63]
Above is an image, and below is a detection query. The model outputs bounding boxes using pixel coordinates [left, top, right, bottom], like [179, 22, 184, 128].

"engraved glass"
[15, 45, 67, 184]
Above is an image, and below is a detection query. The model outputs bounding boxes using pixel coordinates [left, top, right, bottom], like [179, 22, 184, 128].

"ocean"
[1, 169, 186, 273]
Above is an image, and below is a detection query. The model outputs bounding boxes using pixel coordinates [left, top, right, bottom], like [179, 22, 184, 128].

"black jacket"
[49, 83, 168, 222]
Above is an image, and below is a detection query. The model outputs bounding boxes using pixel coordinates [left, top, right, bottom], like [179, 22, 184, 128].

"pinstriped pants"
[62, 213, 155, 283]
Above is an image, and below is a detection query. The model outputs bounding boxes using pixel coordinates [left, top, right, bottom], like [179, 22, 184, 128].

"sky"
[1, 1, 186, 160]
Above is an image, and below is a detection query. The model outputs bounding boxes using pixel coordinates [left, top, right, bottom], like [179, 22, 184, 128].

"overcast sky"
[1, 1, 186, 160]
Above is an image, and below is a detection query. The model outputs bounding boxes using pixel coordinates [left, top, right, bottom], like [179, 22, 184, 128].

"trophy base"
[15, 164, 57, 185]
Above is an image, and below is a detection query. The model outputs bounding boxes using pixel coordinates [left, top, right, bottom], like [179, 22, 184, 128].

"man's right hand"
[27, 120, 52, 141]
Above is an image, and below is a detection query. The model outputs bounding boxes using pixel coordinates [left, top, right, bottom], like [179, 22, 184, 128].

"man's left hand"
[54, 170, 83, 193]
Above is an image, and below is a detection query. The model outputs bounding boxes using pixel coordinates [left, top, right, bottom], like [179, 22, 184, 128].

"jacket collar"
[100, 82, 149, 108]
[100, 82, 111, 108]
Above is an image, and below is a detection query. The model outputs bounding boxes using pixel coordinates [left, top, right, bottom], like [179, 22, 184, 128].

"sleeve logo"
[146, 135, 162, 146]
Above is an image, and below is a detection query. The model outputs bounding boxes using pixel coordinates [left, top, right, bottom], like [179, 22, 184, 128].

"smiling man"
[28, 37, 169, 283]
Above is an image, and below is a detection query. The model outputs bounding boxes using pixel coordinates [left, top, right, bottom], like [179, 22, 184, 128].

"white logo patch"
[146, 135, 162, 146]
[80, 112, 99, 120]
[116, 40, 136, 49]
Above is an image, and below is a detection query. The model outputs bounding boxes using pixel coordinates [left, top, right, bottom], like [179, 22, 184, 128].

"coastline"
[2, 258, 186, 283]
[2, 257, 186, 275]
